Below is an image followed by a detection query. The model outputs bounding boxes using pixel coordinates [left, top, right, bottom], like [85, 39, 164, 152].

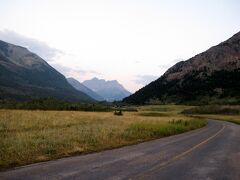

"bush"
[114, 110, 123, 116]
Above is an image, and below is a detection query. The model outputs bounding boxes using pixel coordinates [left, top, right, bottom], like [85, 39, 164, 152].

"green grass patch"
[123, 119, 207, 140]
[228, 120, 240, 125]
[140, 105, 193, 113]
[190, 114, 240, 125]
[182, 105, 240, 115]
[138, 112, 170, 117]
[182, 105, 240, 125]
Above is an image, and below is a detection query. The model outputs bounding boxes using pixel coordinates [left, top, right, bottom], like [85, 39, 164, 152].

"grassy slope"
[0, 105, 206, 169]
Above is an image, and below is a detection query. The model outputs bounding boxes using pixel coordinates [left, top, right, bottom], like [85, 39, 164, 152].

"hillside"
[67, 77, 104, 101]
[83, 77, 131, 102]
[124, 31, 240, 105]
[0, 40, 94, 102]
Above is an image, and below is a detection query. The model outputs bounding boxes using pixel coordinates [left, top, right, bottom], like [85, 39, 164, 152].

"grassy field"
[190, 114, 240, 125]
[0, 105, 206, 169]
[182, 105, 240, 125]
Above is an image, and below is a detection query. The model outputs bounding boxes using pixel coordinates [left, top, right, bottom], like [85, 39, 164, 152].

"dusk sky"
[0, 0, 239, 92]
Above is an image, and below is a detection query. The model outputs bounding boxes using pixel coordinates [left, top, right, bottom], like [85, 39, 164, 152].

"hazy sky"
[0, 0, 239, 92]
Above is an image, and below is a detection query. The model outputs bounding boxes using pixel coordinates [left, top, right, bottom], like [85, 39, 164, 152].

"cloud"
[50, 63, 102, 81]
[134, 75, 158, 85]
[158, 58, 184, 70]
[50, 63, 72, 74]
[173, 58, 184, 62]
[135, 60, 141, 64]
[0, 29, 103, 82]
[75, 69, 102, 76]
[0, 29, 63, 61]
[158, 64, 171, 69]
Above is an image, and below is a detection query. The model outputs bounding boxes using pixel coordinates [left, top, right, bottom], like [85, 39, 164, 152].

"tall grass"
[182, 105, 240, 115]
[123, 119, 206, 140]
[190, 114, 240, 125]
[0, 106, 206, 169]
[181, 105, 240, 125]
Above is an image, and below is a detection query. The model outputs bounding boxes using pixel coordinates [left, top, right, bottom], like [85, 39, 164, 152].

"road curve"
[1, 120, 240, 180]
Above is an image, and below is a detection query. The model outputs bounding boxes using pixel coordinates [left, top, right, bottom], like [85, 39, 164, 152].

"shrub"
[114, 110, 123, 116]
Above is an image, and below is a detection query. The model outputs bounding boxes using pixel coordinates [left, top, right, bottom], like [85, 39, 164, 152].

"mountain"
[0, 40, 94, 102]
[124, 31, 240, 105]
[67, 77, 104, 101]
[83, 77, 131, 102]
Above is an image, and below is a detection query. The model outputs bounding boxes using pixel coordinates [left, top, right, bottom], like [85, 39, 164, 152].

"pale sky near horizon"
[0, 0, 240, 92]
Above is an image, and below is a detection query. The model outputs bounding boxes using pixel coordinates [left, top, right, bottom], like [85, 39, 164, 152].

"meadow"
[0, 105, 206, 169]
[192, 114, 240, 125]
[182, 105, 240, 125]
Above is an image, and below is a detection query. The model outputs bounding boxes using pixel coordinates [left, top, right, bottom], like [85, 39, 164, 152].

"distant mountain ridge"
[83, 77, 131, 102]
[0, 40, 94, 102]
[67, 77, 104, 101]
[124, 31, 240, 104]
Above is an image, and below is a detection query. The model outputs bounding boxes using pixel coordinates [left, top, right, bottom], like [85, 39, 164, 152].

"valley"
[0, 2, 239, 179]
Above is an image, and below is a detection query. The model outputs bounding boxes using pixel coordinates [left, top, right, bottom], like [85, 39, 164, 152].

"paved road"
[1, 120, 240, 180]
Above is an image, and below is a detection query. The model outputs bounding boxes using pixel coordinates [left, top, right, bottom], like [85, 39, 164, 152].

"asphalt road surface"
[1, 120, 240, 180]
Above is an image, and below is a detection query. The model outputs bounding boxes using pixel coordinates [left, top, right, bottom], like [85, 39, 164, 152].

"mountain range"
[0, 40, 94, 102]
[124, 31, 240, 105]
[1, 30, 239, 104]
[67, 77, 104, 101]
[83, 77, 131, 102]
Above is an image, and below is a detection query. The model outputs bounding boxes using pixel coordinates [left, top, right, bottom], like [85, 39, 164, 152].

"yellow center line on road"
[134, 123, 226, 179]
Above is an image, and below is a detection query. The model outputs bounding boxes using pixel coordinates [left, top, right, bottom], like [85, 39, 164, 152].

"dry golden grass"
[0, 105, 206, 169]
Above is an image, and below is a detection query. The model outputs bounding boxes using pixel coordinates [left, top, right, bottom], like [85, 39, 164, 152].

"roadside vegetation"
[182, 105, 240, 125]
[0, 105, 206, 169]
[182, 105, 240, 115]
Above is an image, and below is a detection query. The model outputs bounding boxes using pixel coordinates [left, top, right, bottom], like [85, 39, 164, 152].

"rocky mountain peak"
[164, 31, 240, 81]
